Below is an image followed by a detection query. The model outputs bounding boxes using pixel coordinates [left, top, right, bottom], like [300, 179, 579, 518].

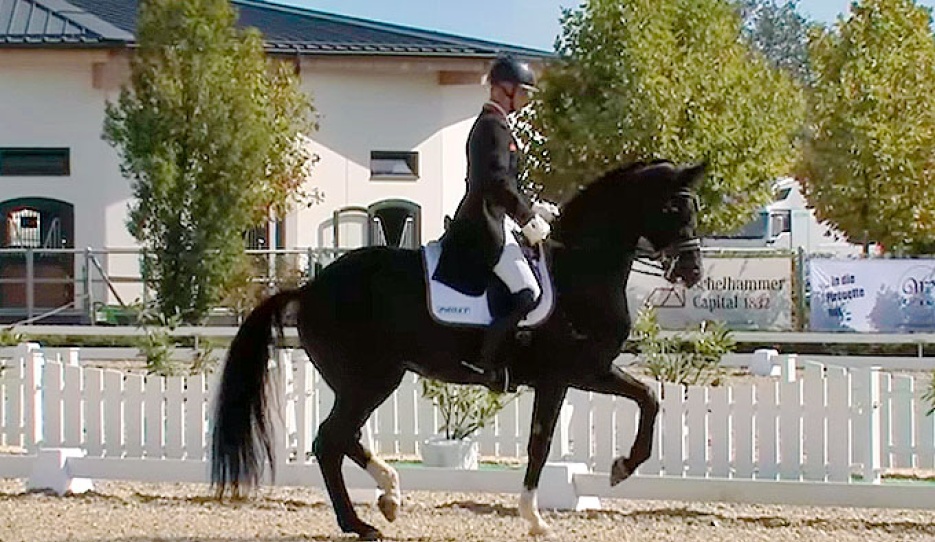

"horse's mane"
[560, 159, 675, 221]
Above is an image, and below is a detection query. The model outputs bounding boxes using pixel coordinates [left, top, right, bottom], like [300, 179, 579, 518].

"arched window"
[0, 198, 73, 249]
[368, 199, 421, 249]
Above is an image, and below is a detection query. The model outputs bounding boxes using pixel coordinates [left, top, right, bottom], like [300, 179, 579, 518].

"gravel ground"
[2, 478, 935, 542]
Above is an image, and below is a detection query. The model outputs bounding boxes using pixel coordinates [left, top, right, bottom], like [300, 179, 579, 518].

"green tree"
[736, 0, 814, 84]
[800, 0, 935, 254]
[104, 0, 316, 323]
[523, 0, 804, 234]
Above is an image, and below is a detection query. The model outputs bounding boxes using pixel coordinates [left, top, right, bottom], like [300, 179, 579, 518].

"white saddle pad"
[422, 240, 554, 328]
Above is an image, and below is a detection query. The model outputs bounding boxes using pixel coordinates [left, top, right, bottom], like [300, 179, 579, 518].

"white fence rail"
[2, 343, 935, 507]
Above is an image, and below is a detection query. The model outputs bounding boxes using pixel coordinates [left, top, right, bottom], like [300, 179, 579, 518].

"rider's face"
[496, 82, 532, 113]
[511, 84, 532, 111]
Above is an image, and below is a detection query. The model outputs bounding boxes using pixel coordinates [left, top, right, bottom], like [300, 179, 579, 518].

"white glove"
[532, 201, 561, 223]
[522, 214, 551, 245]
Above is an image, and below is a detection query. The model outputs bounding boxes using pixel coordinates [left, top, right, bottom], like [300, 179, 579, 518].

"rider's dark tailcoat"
[433, 104, 535, 296]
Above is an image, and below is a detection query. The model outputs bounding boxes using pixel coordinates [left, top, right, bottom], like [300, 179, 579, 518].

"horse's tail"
[210, 288, 300, 498]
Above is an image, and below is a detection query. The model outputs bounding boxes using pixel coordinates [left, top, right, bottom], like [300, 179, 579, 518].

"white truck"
[703, 178, 864, 256]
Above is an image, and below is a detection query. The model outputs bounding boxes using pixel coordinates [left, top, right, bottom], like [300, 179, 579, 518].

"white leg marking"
[519, 488, 551, 536]
[366, 456, 401, 521]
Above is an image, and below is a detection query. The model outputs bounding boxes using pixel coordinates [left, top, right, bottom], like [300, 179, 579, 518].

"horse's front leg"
[520, 385, 568, 536]
[571, 364, 659, 485]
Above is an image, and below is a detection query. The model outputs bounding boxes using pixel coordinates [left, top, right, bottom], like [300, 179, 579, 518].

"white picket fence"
[2, 343, 935, 508]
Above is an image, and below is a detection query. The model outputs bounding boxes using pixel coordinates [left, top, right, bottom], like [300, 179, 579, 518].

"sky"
[277, 0, 935, 51]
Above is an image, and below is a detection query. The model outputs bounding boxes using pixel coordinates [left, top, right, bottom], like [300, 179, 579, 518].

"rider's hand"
[522, 214, 551, 245]
[532, 201, 560, 223]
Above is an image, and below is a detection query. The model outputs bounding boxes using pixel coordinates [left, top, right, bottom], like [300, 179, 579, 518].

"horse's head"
[638, 162, 705, 289]
[555, 160, 705, 288]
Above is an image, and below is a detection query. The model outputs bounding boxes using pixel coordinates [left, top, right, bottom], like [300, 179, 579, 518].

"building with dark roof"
[1, 0, 549, 58]
[0, 0, 552, 319]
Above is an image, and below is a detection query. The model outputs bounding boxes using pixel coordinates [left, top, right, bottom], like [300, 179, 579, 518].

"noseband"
[633, 189, 700, 280]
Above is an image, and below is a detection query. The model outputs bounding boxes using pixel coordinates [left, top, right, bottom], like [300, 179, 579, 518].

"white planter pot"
[420, 436, 479, 470]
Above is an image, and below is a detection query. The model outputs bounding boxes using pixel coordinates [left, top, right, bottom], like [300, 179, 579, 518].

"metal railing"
[0, 245, 804, 327]
[0, 247, 351, 325]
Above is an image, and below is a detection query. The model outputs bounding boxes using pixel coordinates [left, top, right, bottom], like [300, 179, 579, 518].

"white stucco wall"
[0, 50, 490, 310]
[0, 51, 132, 251]
[0, 51, 488, 253]
[290, 63, 484, 249]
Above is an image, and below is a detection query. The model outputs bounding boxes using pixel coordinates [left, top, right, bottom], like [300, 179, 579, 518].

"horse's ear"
[679, 161, 706, 189]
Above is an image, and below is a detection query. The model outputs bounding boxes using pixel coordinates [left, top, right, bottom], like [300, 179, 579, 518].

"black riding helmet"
[488, 54, 537, 93]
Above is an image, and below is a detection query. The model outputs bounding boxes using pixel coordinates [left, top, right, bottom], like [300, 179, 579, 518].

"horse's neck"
[552, 243, 636, 296]
[552, 249, 635, 354]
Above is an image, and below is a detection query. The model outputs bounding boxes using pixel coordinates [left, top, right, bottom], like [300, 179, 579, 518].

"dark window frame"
[245, 217, 285, 250]
[770, 210, 792, 237]
[369, 151, 419, 180]
[0, 148, 71, 176]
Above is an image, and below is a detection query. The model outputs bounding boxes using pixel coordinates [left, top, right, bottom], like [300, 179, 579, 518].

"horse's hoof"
[341, 521, 383, 541]
[610, 456, 633, 486]
[528, 522, 553, 538]
[357, 525, 383, 541]
[377, 493, 400, 522]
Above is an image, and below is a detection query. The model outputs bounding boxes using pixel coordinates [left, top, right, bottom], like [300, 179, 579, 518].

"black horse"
[211, 160, 706, 540]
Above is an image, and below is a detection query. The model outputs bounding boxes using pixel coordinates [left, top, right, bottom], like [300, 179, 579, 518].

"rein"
[546, 186, 702, 278]
[545, 237, 701, 278]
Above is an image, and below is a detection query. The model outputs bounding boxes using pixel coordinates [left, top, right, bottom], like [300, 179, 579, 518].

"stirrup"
[489, 366, 516, 393]
[461, 362, 515, 393]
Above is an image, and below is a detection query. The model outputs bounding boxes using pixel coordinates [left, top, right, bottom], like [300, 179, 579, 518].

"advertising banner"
[627, 257, 794, 331]
[810, 259, 935, 332]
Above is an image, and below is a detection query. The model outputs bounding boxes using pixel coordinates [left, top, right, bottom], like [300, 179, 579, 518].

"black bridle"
[632, 189, 701, 281]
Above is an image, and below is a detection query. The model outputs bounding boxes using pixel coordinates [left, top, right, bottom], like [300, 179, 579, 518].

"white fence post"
[662, 383, 684, 477]
[25, 349, 44, 453]
[865, 366, 882, 484]
[548, 402, 573, 462]
[826, 364, 851, 482]
[275, 348, 292, 478]
[566, 390, 593, 466]
[802, 361, 827, 482]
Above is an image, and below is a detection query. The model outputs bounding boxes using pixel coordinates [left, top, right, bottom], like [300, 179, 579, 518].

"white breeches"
[493, 218, 541, 299]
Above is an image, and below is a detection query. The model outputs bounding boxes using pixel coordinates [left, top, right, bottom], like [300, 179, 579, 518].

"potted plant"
[418, 378, 523, 469]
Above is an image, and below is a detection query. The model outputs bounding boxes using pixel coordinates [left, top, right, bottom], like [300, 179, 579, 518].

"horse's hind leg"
[346, 432, 401, 522]
[314, 376, 403, 541]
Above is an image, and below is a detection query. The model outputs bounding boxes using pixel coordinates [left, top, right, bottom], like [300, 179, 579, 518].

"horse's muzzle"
[665, 243, 703, 289]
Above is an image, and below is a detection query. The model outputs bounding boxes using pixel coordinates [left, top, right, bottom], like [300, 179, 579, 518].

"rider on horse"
[433, 54, 555, 392]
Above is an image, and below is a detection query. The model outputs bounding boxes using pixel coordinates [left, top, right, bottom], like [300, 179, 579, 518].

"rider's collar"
[484, 100, 510, 119]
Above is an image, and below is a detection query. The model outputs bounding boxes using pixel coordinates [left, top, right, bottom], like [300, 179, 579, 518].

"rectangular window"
[769, 210, 792, 237]
[370, 151, 418, 180]
[245, 218, 285, 250]
[0, 148, 70, 176]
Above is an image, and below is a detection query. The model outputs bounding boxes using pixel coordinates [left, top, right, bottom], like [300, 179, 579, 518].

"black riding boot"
[479, 289, 537, 393]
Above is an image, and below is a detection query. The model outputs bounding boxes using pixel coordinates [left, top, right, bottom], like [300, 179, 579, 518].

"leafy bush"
[223, 254, 307, 319]
[190, 337, 220, 375]
[0, 327, 23, 347]
[419, 379, 524, 440]
[135, 304, 183, 376]
[630, 306, 736, 387]
[924, 372, 935, 416]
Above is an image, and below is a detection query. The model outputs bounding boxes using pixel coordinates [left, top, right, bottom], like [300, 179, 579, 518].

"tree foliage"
[799, 0, 935, 254]
[523, 0, 805, 234]
[104, 0, 317, 323]
[736, 0, 814, 84]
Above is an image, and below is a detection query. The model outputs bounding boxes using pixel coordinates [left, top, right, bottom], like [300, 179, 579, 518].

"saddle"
[422, 235, 554, 328]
